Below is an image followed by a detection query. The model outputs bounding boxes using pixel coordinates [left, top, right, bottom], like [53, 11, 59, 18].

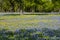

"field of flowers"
[0, 15, 60, 40]
[0, 28, 60, 40]
[0, 15, 60, 30]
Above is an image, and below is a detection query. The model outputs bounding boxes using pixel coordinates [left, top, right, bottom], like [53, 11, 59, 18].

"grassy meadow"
[0, 15, 60, 31]
[0, 14, 60, 40]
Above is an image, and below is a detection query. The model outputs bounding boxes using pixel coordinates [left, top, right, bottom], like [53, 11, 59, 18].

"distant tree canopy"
[0, 0, 60, 12]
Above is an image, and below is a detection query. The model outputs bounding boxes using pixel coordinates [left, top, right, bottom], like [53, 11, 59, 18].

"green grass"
[0, 15, 60, 31]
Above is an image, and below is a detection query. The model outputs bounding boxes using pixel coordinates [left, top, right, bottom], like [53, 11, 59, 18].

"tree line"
[0, 0, 60, 12]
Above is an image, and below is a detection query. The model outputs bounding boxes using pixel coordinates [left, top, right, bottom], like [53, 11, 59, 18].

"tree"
[43, 0, 54, 12]
[52, 0, 60, 12]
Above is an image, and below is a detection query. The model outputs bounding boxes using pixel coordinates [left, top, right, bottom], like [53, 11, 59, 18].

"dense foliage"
[0, 28, 60, 40]
[0, 0, 60, 12]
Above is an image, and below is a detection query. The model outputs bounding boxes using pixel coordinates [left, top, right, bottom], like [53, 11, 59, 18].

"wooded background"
[0, 0, 60, 12]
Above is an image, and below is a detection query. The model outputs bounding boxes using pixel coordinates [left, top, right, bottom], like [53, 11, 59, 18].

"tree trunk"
[31, 8, 34, 14]
[59, 9, 60, 13]
[20, 10, 24, 15]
